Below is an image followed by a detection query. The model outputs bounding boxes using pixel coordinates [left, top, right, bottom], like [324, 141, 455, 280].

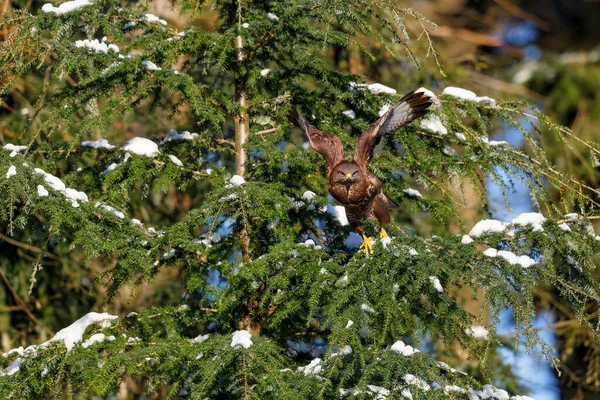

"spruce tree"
[1, 0, 599, 398]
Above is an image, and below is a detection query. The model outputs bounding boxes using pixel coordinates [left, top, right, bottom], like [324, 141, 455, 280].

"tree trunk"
[234, 35, 249, 177]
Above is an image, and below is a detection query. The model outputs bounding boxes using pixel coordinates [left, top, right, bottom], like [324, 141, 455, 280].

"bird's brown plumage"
[289, 90, 432, 252]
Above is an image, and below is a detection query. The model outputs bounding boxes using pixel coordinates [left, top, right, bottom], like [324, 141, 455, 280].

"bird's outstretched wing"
[288, 109, 346, 175]
[354, 90, 431, 170]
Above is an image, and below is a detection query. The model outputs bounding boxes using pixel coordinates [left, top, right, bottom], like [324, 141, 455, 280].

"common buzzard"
[289, 90, 432, 253]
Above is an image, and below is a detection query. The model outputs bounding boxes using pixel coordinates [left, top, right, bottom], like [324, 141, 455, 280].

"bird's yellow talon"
[380, 227, 388, 239]
[359, 234, 373, 254]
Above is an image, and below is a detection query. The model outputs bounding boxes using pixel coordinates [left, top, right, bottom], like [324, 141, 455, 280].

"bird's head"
[333, 162, 361, 191]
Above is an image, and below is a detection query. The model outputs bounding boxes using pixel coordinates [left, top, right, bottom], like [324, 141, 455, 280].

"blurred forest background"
[2, 0, 600, 399]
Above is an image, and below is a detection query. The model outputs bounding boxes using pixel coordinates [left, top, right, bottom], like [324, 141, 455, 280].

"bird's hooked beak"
[341, 173, 354, 192]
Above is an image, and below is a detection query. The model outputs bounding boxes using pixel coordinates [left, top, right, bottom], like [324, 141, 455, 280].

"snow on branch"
[1, 312, 117, 376]
[41, 0, 93, 14]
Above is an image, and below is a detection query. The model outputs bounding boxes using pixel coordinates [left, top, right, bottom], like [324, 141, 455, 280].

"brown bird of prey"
[289, 90, 432, 254]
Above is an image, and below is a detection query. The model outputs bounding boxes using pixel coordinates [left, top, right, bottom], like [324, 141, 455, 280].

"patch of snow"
[63, 187, 89, 207]
[444, 385, 466, 394]
[332, 345, 352, 357]
[3, 347, 25, 358]
[511, 396, 535, 400]
[6, 165, 16, 178]
[220, 193, 238, 202]
[477, 96, 497, 108]
[41, 0, 92, 14]
[443, 86, 477, 101]
[49, 312, 118, 352]
[466, 325, 489, 340]
[327, 204, 349, 226]
[350, 82, 397, 95]
[33, 168, 90, 207]
[141, 60, 161, 71]
[437, 361, 459, 374]
[420, 114, 447, 135]
[404, 188, 422, 198]
[298, 358, 322, 375]
[95, 202, 125, 219]
[409, 248, 418, 256]
[442, 146, 456, 156]
[122, 137, 159, 157]
[1, 358, 23, 376]
[231, 330, 252, 349]
[81, 333, 115, 348]
[267, 13, 279, 21]
[301, 190, 316, 202]
[378, 103, 392, 117]
[102, 163, 118, 175]
[461, 235, 474, 244]
[143, 13, 167, 26]
[415, 87, 438, 103]
[260, 68, 271, 77]
[167, 154, 184, 167]
[360, 303, 375, 314]
[483, 248, 536, 268]
[367, 385, 390, 399]
[489, 140, 508, 146]
[291, 200, 304, 211]
[483, 385, 509, 400]
[390, 340, 420, 356]
[469, 219, 509, 237]
[337, 274, 348, 285]
[126, 312, 137, 318]
[345, 320, 353, 328]
[3, 144, 27, 157]
[34, 168, 66, 192]
[75, 38, 119, 53]
[21, 108, 30, 115]
[381, 236, 391, 248]
[229, 175, 245, 186]
[455, 132, 467, 141]
[241, 22, 249, 28]
[403, 374, 431, 391]
[342, 110, 356, 119]
[511, 212, 546, 232]
[483, 248, 498, 259]
[299, 239, 319, 249]
[81, 138, 115, 149]
[37, 185, 49, 197]
[163, 129, 198, 142]
[442, 87, 496, 107]
[190, 334, 210, 344]
[429, 276, 443, 293]
[558, 223, 571, 232]
[564, 213, 579, 219]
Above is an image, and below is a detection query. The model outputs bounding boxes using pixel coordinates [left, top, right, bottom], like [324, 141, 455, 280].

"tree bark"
[234, 35, 249, 177]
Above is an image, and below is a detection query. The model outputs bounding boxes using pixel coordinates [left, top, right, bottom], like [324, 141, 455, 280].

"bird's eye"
[338, 171, 346, 176]
[352, 171, 358, 176]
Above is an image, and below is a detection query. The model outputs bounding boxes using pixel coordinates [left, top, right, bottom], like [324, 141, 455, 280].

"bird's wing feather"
[354, 90, 431, 170]
[288, 109, 346, 175]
